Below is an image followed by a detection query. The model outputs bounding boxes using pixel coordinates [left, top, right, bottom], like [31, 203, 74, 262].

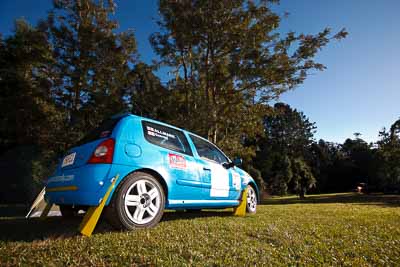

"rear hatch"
[60, 117, 122, 170]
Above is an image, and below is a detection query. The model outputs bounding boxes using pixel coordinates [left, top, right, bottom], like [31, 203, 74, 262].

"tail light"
[88, 138, 115, 164]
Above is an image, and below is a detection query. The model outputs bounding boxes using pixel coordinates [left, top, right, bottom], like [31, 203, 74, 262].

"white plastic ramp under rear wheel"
[30, 210, 62, 218]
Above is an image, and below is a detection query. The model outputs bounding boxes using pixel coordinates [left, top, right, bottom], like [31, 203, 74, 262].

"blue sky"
[1, 0, 399, 143]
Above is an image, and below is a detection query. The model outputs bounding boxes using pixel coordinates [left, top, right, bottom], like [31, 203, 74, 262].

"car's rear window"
[75, 117, 122, 146]
[142, 121, 193, 156]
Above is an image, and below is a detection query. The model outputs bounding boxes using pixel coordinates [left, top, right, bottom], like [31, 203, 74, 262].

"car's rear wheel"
[246, 185, 257, 214]
[105, 172, 165, 230]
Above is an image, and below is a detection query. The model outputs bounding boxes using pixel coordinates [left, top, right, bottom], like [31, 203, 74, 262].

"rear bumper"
[45, 189, 105, 206]
[45, 164, 112, 206]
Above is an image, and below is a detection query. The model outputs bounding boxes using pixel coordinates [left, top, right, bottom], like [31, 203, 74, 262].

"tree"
[308, 140, 343, 193]
[291, 158, 316, 198]
[258, 153, 292, 195]
[127, 63, 170, 120]
[262, 103, 316, 158]
[44, 0, 138, 147]
[0, 0, 141, 203]
[151, 0, 347, 160]
[341, 134, 376, 188]
[255, 103, 316, 196]
[0, 19, 63, 203]
[376, 119, 400, 192]
[0, 19, 61, 150]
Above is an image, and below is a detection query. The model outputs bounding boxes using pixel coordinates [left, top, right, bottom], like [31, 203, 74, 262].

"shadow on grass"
[262, 193, 400, 207]
[0, 216, 84, 242]
[0, 204, 28, 218]
[2, 193, 398, 242]
[161, 209, 233, 222]
[0, 210, 232, 242]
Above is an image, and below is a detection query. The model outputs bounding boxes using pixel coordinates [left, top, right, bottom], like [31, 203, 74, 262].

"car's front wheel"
[246, 185, 257, 214]
[105, 172, 165, 230]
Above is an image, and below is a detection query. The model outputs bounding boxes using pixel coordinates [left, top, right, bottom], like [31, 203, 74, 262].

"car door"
[141, 121, 203, 201]
[188, 134, 233, 200]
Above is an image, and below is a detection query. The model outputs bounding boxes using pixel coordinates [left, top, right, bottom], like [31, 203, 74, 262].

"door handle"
[203, 167, 211, 171]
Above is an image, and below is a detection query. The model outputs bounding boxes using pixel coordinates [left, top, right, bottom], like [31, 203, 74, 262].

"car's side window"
[189, 134, 229, 165]
[142, 121, 193, 156]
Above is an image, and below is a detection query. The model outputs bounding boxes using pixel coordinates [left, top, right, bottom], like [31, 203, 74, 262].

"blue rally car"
[45, 114, 259, 229]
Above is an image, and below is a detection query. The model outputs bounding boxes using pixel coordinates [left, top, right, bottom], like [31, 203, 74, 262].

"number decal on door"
[210, 164, 230, 197]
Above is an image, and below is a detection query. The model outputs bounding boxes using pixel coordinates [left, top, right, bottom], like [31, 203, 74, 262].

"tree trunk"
[299, 187, 306, 199]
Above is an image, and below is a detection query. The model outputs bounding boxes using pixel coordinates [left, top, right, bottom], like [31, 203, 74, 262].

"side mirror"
[223, 157, 243, 169]
[233, 157, 242, 167]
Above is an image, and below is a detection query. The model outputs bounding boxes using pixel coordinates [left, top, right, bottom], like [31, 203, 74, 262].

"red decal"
[169, 153, 186, 169]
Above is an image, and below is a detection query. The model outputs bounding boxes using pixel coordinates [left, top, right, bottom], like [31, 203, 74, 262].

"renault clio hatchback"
[45, 114, 259, 230]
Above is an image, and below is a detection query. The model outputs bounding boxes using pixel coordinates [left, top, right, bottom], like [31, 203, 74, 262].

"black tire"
[104, 172, 165, 230]
[59, 205, 78, 217]
[246, 185, 257, 214]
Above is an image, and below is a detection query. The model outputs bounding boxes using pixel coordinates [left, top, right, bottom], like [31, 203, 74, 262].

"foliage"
[259, 153, 292, 195]
[0, 19, 62, 153]
[44, 0, 138, 146]
[376, 119, 400, 192]
[262, 102, 316, 157]
[291, 158, 316, 198]
[0, 20, 64, 203]
[151, 0, 346, 162]
[255, 103, 316, 196]
[308, 140, 346, 192]
[127, 63, 170, 121]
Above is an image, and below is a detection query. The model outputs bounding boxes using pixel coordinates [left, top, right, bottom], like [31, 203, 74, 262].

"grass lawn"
[0, 193, 399, 266]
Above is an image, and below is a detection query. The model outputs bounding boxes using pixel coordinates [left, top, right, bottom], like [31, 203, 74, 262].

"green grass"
[1, 193, 399, 266]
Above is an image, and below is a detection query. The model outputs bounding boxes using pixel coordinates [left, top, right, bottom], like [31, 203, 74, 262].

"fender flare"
[247, 181, 260, 203]
[106, 168, 169, 205]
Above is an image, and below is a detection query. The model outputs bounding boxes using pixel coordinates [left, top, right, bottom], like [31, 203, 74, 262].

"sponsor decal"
[169, 153, 186, 169]
[147, 126, 176, 140]
[47, 175, 74, 184]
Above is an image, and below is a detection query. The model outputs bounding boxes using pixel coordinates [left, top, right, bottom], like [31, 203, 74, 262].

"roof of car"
[116, 113, 205, 139]
[116, 113, 232, 162]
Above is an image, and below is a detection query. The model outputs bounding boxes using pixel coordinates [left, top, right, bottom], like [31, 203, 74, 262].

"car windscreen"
[75, 117, 122, 146]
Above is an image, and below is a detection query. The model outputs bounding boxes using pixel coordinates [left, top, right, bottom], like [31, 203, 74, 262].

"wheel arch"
[247, 181, 260, 204]
[112, 168, 169, 201]
[106, 167, 170, 206]
[134, 168, 169, 200]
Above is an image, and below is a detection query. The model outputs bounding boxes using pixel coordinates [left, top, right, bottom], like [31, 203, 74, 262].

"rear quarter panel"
[106, 116, 175, 205]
